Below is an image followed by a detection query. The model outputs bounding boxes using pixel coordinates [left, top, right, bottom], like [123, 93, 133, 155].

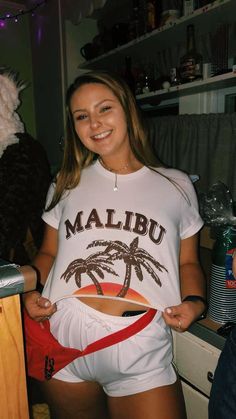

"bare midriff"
[78, 296, 150, 316]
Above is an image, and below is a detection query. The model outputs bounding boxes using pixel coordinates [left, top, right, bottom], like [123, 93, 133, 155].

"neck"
[99, 157, 130, 174]
[98, 156, 143, 192]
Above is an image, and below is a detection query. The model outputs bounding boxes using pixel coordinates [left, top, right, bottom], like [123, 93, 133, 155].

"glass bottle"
[146, 0, 157, 32]
[209, 226, 236, 324]
[179, 24, 203, 83]
[128, 0, 141, 40]
[170, 67, 181, 86]
[124, 56, 136, 94]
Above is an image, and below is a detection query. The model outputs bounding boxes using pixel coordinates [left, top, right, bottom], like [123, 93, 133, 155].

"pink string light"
[0, 0, 47, 23]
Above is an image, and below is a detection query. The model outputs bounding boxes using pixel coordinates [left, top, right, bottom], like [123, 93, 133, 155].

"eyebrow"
[72, 98, 115, 115]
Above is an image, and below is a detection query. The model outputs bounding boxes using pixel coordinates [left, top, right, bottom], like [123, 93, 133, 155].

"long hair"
[47, 70, 161, 210]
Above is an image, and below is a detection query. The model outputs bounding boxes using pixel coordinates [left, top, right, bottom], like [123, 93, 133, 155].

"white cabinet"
[173, 331, 221, 419]
[181, 381, 209, 419]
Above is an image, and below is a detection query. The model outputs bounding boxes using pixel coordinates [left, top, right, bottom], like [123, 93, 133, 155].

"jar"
[209, 226, 236, 324]
[160, 9, 180, 26]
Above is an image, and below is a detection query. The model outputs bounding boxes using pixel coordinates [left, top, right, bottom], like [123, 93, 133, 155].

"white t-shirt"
[42, 160, 203, 311]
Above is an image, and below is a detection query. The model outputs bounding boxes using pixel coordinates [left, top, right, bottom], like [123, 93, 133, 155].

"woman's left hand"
[162, 299, 205, 333]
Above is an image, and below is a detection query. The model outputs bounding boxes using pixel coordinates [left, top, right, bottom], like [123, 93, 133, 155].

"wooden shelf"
[136, 71, 236, 106]
[79, 0, 235, 71]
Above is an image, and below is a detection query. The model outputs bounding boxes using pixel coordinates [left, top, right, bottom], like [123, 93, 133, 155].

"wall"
[65, 17, 97, 85]
[0, 1, 105, 171]
[0, 2, 36, 137]
[29, 0, 65, 172]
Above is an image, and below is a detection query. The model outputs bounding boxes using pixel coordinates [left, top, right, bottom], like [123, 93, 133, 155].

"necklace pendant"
[114, 173, 118, 191]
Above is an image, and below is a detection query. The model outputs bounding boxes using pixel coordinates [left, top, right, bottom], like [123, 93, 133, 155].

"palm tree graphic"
[61, 253, 118, 295]
[87, 237, 168, 298]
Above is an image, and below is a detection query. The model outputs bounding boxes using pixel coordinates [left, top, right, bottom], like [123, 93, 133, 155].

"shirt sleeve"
[179, 174, 204, 239]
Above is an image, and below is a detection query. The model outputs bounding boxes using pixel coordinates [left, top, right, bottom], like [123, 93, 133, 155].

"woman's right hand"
[22, 290, 57, 322]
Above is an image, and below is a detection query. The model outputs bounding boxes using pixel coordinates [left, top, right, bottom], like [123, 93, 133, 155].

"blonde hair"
[47, 70, 160, 210]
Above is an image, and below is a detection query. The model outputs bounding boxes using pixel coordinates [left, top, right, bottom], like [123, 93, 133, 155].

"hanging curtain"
[146, 113, 236, 200]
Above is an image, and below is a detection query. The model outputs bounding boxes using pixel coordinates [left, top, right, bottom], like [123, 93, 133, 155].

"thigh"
[39, 378, 110, 419]
[108, 379, 187, 419]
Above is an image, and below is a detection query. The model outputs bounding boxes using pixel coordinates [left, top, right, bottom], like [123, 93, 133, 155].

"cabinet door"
[181, 380, 209, 419]
[173, 331, 221, 397]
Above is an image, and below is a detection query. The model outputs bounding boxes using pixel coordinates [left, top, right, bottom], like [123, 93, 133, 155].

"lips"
[91, 129, 112, 141]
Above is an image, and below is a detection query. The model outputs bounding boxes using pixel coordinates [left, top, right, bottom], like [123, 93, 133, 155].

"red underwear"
[23, 308, 157, 381]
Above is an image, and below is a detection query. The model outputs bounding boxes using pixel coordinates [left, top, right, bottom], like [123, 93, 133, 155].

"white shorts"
[50, 298, 176, 397]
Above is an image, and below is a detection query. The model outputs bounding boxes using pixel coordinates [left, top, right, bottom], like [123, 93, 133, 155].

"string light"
[0, 0, 47, 24]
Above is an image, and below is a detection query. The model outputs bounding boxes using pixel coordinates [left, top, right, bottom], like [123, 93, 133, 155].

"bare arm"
[233, 252, 236, 278]
[22, 224, 58, 321]
[32, 223, 58, 284]
[179, 233, 206, 299]
[163, 233, 207, 332]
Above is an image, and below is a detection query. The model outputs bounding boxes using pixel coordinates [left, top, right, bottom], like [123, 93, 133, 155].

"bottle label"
[225, 247, 236, 288]
[180, 57, 202, 80]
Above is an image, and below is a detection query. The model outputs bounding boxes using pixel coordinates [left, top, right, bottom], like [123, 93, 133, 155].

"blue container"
[209, 227, 236, 324]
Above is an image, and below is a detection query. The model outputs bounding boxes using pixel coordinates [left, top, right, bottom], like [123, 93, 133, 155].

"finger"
[163, 312, 183, 330]
[163, 307, 176, 319]
[34, 308, 56, 322]
[40, 315, 51, 322]
[32, 302, 57, 321]
[176, 319, 183, 332]
[36, 296, 52, 309]
[164, 305, 182, 317]
[162, 311, 177, 327]
[162, 311, 171, 324]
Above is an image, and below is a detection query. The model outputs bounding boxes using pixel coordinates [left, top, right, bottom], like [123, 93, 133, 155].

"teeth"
[92, 130, 111, 139]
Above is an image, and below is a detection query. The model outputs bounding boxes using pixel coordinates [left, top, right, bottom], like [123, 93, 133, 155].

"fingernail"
[166, 308, 172, 314]
[44, 301, 50, 307]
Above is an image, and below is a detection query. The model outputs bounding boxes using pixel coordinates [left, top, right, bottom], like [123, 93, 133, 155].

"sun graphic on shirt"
[73, 282, 150, 305]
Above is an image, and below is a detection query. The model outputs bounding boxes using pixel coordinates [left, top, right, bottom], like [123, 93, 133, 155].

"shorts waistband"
[56, 297, 160, 326]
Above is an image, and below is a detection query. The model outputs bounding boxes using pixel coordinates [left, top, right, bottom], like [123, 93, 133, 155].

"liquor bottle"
[146, 0, 157, 32]
[128, 0, 141, 40]
[179, 24, 203, 83]
[170, 67, 181, 86]
[124, 56, 136, 94]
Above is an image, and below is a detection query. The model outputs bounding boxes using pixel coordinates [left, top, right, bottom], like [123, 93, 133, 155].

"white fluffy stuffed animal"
[0, 69, 25, 158]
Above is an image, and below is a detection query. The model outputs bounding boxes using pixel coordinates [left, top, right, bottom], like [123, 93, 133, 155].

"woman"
[23, 71, 206, 419]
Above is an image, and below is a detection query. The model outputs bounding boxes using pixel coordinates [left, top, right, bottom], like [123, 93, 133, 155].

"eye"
[74, 113, 87, 121]
[100, 105, 112, 113]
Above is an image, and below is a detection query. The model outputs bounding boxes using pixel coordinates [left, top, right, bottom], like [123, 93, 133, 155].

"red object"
[23, 307, 157, 381]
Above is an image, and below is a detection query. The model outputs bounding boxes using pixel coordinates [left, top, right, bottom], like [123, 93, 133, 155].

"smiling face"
[70, 82, 132, 162]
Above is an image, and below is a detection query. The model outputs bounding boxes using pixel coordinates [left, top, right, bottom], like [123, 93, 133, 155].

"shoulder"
[150, 166, 192, 188]
[155, 166, 189, 180]
[150, 166, 199, 206]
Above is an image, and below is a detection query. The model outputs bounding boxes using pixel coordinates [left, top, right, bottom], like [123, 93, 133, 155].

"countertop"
[189, 316, 226, 351]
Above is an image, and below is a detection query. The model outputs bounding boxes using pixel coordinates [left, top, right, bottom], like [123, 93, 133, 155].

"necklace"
[99, 157, 129, 173]
[99, 158, 129, 192]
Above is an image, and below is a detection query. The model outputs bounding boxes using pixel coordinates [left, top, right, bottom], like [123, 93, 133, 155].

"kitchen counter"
[189, 317, 226, 351]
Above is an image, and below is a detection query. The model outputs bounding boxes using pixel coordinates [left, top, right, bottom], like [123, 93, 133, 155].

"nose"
[89, 114, 101, 129]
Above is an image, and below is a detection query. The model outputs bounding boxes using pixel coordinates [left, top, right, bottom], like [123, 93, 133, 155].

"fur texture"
[0, 132, 51, 264]
[0, 69, 51, 264]
[0, 71, 25, 158]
